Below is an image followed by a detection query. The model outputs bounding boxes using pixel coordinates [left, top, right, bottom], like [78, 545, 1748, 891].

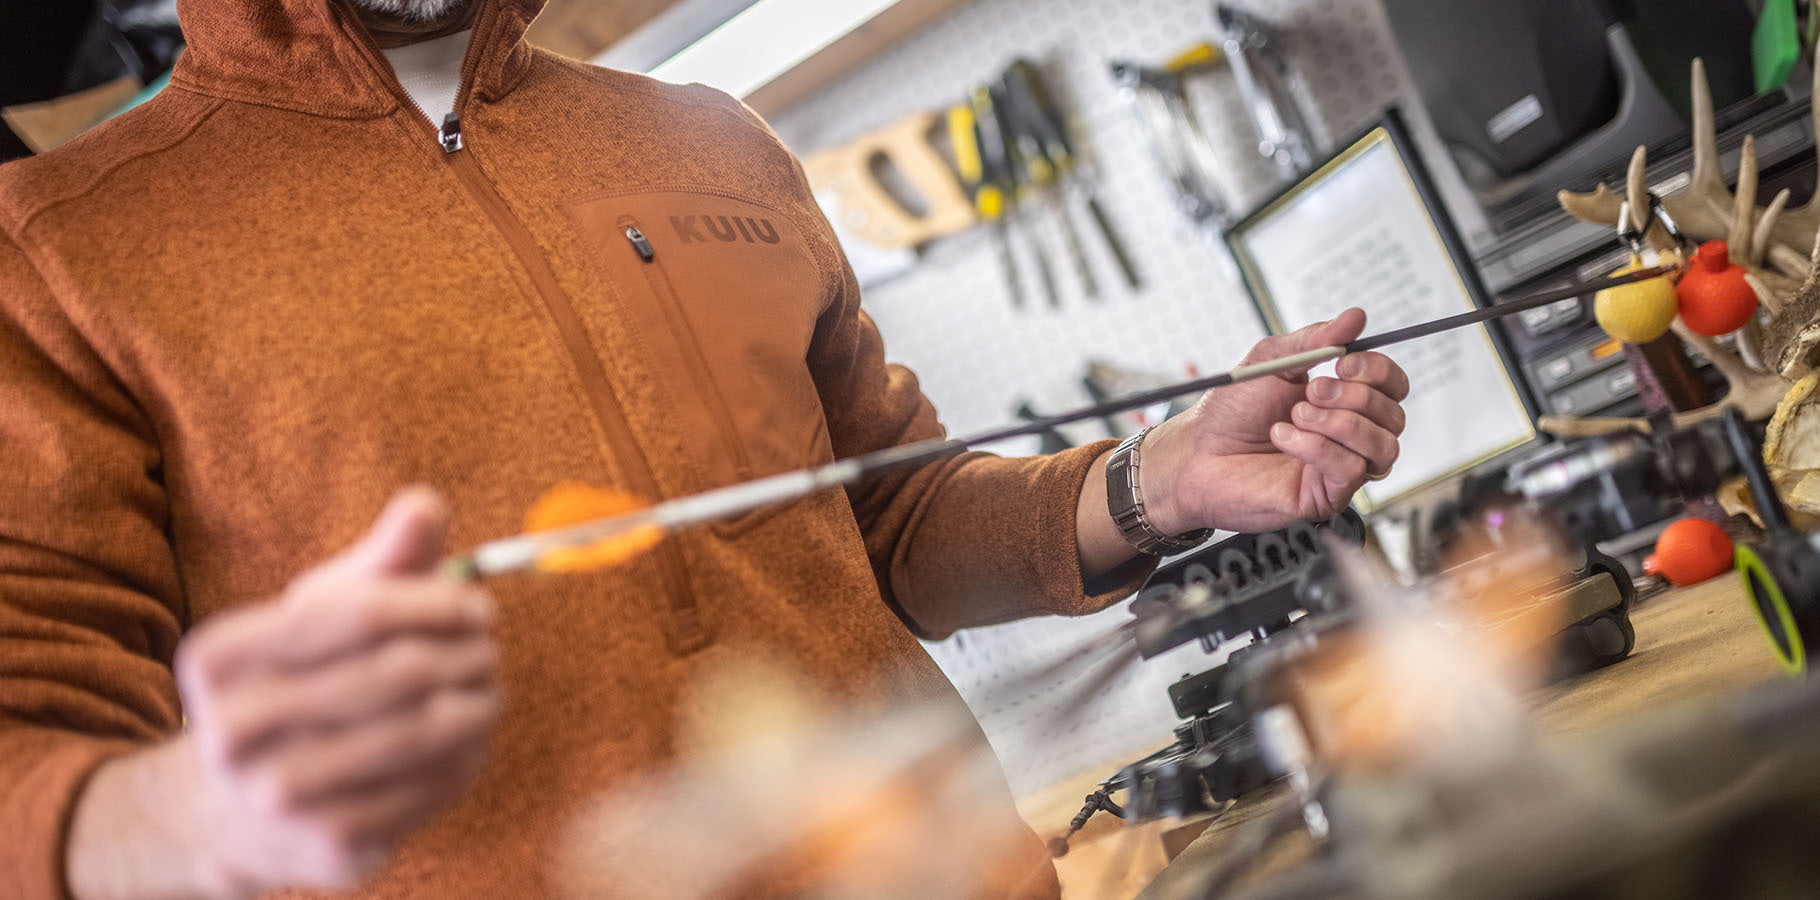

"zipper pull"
[625, 225, 656, 262]
[439, 113, 463, 153]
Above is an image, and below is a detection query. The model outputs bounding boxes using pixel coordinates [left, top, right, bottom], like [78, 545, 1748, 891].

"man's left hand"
[1140, 308, 1410, 536]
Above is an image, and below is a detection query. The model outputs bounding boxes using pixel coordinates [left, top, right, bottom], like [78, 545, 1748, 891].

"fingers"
[163, 490, 494, 896]
[1335, 350, 1410, 402]
[1305, 377, 1406, 436]
[340, 486, 450, 577]
[265, 683, 498, 807]
[246, 715, 495, 889]
[304, 753, 483, 879]
[1289, 404, 1399, 478]
[203, 633, 498, 765]
[1269, 423, 1368, 489]
[282, 687, 498, 807]
[272, 578, 492, 670]
[181, 578, 491, 686]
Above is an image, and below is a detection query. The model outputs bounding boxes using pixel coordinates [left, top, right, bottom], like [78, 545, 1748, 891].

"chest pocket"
[565, 188, 833, 534]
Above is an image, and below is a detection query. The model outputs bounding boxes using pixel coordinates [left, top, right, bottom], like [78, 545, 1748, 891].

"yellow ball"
[1594, 262, 1678, 344]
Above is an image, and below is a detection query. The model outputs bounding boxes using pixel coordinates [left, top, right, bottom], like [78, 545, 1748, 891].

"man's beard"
[347, 0, 475, 27]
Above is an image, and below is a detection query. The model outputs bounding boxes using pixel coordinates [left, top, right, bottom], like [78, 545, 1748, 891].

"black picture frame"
[1226, 107, 1540, 419]
[1224, 107, 1540, 508]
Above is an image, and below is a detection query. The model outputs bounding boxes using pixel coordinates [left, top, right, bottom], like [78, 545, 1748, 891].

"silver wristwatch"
[1105, 426, 1213, 556]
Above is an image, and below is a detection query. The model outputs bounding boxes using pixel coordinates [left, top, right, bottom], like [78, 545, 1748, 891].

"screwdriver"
[999, 67, 1098, 301]
[1004, 58, 1142, 291]
[974, 83, 1061, 309]
[947, 102, 1025, 309]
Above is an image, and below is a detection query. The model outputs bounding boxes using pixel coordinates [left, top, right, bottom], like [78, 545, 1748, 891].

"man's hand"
[1142, 308, 1410, 535]
[67, 488, 499, 900]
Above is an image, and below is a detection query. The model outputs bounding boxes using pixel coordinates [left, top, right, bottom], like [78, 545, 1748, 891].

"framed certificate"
[1226, 109, 1536, 509]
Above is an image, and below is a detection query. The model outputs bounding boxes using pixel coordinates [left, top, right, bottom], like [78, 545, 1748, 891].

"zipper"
[438, 113, 463, 153]
[625, 225, 655, 261]
[619, 223, 755, 481]
[339, 6, 710, 651]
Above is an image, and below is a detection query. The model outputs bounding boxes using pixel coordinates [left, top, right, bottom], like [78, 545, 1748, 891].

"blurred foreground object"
[1205, 668, 1820, 900]
[554, 660, 1052, 900]
[1140, 529, 1820, 899]
[1052, 510, 1634, 860]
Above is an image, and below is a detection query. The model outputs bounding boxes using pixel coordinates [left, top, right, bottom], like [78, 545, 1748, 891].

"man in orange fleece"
[0, 1, 1408, 897]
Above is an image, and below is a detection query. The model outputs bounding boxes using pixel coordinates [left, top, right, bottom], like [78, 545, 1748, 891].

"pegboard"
[766, 0, 1480, 797]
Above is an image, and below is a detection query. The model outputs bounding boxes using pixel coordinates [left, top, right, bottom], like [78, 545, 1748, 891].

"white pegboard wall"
[765, 0, 1477, 797]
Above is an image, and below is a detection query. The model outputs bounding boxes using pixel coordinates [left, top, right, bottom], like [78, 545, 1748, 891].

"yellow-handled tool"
[948, 93, 1025, 308]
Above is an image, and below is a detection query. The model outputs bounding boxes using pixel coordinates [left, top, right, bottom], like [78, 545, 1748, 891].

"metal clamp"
[1616, 192, 1689, 259]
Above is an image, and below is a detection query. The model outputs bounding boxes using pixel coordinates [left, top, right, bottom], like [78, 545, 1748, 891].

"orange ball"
[1675, 241, 1758, 336]
[1652, 518, 1734, 586]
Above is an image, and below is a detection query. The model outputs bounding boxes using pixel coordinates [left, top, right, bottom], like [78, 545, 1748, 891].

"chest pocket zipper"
[622, 222, 758, 485]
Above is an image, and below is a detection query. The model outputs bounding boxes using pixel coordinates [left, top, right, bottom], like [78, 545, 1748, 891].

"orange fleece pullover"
[0, 1, 1151, 897]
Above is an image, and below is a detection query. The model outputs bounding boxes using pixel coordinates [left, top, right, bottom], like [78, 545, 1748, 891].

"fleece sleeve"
[709, 91, 1154, 638]
[804, 250, 1154, 639]
[0, 236, 185, 900]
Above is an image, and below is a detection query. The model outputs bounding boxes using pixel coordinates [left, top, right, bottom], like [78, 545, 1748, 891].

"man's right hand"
[67, 487, 500, 900]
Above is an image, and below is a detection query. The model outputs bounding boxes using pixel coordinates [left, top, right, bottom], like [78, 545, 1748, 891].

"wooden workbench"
[1021, 576, 1787, 899]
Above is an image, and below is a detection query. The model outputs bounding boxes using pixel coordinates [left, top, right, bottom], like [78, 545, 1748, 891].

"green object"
[105, 49, 180, 124]
[1737, 542, 1806, 677]
[1752, 0, 1800, 94]
[117, 70, 170, 116]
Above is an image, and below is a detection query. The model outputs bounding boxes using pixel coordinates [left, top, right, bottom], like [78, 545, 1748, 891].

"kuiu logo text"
[670, 215, 781, 245]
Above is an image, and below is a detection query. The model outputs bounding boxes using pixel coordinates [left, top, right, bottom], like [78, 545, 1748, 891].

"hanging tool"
[1217, 3, 1319, 178]
[947, 102, 1024, 309]
[445, 265, 1676, 579]
[1001, 58, 1143, 291]
[1110, 60, 1233, 236]
[800, 112, 977, 249]
[1163, 40, 1223, 73]
[1112, 7, 1319, 235]
[995, 68, 1097, 302]
[1014, 401, 1075, 454]
[973, 83, 1061, 309]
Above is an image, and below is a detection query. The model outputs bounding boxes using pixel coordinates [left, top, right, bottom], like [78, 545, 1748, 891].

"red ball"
[1675, 241, 1758, 336]
[1652, 518, 1735, 586]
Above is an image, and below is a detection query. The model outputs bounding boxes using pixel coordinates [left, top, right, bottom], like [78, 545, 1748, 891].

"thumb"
[1242, 308, 1369, 369]
[342, 486, 450, 576]
[1283, 307, 1367, 354]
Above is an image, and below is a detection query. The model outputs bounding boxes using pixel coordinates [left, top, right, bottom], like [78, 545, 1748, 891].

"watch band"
[1105, 426, 1213, 556]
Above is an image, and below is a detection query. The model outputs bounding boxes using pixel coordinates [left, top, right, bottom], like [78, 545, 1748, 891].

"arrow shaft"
[457, 264, 1674, 576]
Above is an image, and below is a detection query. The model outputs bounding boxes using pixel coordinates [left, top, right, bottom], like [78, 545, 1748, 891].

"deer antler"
[1771, 59, 1820, 246]
[1557, 59, 1816, 281]
[1539, 58, 1820, 439]
[1537, 341, 1787, 437]
[1688, 59, 1733, 212]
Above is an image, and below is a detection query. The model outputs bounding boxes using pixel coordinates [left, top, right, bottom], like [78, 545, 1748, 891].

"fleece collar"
[170, 0, 546, 118]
